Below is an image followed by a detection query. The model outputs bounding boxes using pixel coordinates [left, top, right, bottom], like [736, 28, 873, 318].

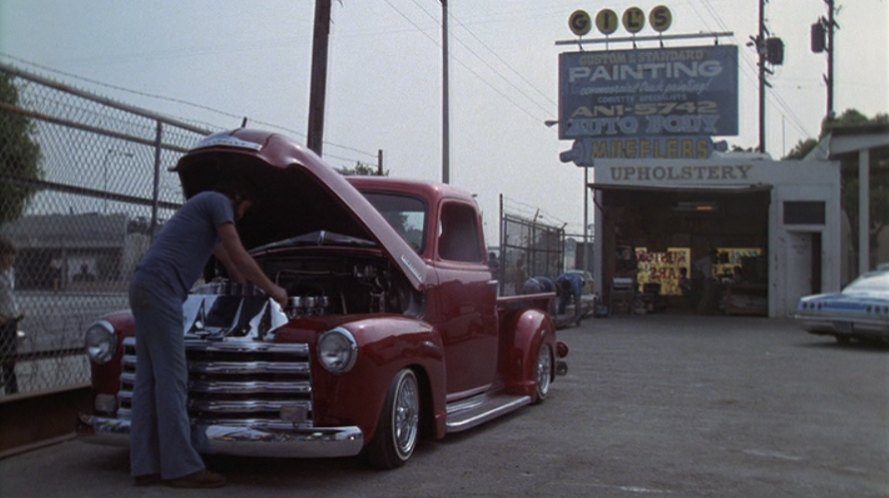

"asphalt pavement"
[1, 313, 886, 497]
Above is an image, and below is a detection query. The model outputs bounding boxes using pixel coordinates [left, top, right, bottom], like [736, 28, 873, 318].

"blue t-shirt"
[136, 191, 234, 299]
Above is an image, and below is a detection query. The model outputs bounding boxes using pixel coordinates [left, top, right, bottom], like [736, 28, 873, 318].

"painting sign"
[558, 45, 739, 144]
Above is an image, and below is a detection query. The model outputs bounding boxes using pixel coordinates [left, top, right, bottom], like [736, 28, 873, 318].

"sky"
[1, 0, 887, 245]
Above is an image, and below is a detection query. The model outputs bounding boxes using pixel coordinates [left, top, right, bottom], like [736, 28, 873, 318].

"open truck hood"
[175, 129, 427, 291]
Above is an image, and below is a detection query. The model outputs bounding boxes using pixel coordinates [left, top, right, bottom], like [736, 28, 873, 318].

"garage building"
[590, 158, 841, 318]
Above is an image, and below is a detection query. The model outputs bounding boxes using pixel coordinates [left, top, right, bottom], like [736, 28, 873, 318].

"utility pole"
[826, 0, 836, 118]
[751, 0, 783, 153]
[307, 0, 332, 156]
[441, 0, 450, 184]
[811, 0, 838, 120]
[757, 0, 766, 153]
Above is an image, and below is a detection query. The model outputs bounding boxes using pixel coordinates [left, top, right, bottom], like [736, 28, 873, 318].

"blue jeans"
[128, 272, 204, 479]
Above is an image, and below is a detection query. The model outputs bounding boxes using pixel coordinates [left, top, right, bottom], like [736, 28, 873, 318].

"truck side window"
[439, 203, 482, 263]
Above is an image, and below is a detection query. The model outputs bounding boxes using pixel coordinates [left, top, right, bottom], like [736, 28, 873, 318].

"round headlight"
[84, 320, 117, 364]
[317, 327, 358, 374]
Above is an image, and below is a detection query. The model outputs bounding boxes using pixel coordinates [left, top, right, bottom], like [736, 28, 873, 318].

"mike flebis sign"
[559, 135, 715, 166]
[558, 45, 739, 143]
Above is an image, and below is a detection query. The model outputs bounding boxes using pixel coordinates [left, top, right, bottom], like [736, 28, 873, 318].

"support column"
[581, 167, 588, 271]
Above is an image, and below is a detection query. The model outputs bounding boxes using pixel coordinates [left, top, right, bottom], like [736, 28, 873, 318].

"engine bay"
[265, 253, 418, 317]
[185, 252, 422, 340]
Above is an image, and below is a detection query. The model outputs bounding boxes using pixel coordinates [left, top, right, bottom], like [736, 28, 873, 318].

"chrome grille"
[120, 337, 313, 426]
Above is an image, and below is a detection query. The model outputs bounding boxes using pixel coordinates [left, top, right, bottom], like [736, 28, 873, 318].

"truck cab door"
[434, 201, 498, 395]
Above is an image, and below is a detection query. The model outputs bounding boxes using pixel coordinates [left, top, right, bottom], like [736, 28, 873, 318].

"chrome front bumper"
[78, 414, 364, 458]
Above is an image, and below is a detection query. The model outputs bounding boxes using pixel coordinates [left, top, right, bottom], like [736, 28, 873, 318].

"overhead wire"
[0, 53, 379, 159]
[407, 0, 554, 115]
[381, 0, 545, 122]
[447, 8, 556, 109]
[697, 0, 814, 141]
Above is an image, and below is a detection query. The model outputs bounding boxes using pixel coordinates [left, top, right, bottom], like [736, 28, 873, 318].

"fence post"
[150, 121, 163, 241]
[498, 194, 504, 295]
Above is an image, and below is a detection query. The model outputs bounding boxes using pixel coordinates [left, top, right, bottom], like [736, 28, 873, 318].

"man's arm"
[214, 244, 246, 284]
[216, 223, 288, 306]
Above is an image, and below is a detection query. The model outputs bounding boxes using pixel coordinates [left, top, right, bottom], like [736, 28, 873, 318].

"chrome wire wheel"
[392, 369, 420, 460]
[367, 368, 421, 469]
[535, 343, 553, 401]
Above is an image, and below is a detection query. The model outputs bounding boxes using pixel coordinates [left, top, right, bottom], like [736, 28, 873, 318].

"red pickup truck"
[78, 129, 568, 468]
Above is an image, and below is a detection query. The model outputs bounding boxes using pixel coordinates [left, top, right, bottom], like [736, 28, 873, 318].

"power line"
[381, 0, 544, 122]
[381, 0, 440, 44]
[696, 1, 814, 140]
[448, 10, 555, 109]
[0, 53, 379, 158]
[408, 0, 554, 115]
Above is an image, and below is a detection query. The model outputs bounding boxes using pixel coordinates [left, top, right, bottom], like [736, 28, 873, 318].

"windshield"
[362, 192, 427, 253]
[843, 271, 889, 294]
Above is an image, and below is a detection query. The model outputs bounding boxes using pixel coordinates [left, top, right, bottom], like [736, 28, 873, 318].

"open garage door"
[592, 185, 771, 315]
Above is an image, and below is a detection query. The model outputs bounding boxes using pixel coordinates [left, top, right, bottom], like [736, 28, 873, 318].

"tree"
[729, 144, 756, 153]
[822, 109, 887, 135]
[0, 72, 43, 224]
[337, 160, 386, 176]
[783, 138, 818, 160]
[782, 110, 888, 160]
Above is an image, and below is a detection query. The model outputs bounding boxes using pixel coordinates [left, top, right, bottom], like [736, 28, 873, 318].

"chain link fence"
[0, 62, 215, 397]
[497, 195, 565, 296]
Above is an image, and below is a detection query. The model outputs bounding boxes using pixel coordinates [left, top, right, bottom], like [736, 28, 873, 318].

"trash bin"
[610, 277, 635, 314]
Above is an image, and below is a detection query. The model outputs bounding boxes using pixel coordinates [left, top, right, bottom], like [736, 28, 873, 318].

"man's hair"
[0, 238, 16, 255]
[213, 178, 255, 202]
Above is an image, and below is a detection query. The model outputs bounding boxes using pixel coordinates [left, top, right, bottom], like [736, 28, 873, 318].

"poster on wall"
[558, 45, 739, 142]
[635, 247, 690, 296]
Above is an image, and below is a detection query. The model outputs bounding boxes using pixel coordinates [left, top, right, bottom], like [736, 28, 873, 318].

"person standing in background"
[694, 248, 718, 314]
[0, 239, 23, 395]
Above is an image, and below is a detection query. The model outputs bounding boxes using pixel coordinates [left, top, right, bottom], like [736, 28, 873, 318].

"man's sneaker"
[165, 469, 227, 488]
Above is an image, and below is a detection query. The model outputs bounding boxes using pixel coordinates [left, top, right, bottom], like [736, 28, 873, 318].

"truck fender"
[313, 316, 448, 442]
[503, 309, 555, 397]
